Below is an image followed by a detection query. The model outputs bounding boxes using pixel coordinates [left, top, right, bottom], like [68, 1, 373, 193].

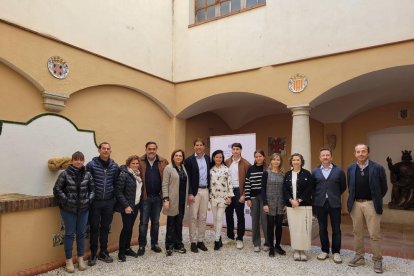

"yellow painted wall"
[0, 208, 122, 276]
[59, 85, 172, 163]
[342, 102, 414, 167]
[0, 62, 44, 122]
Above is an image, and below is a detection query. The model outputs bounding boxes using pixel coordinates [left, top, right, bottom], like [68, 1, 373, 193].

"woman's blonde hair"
[268, 153, 284, 175]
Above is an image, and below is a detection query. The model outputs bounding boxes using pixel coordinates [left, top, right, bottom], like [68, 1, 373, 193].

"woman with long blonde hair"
[262, 153, 286, 257]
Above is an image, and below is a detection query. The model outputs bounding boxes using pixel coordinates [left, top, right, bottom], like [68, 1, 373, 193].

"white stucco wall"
[0, 0, 173, 80]
[173, 0, 414, 81]
[0, 115, 97, 196]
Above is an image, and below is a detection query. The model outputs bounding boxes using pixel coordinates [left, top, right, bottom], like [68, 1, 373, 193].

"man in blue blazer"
[347, 144, 387, 274]
[184, 138, 211, 253]
[312, 148, 346, 264]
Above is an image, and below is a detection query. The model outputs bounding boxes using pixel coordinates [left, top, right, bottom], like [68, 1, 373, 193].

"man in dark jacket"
[312, 148, 346, 264]
[347, 144, 387, 274]
[184, 138, 211, 253]
[86, 142, 119, 266]
[137, 141, 168, 256]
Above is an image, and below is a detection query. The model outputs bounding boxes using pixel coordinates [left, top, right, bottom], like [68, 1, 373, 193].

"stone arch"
[310, 65, 414, 123]
[177, 91, 288, 130]
[70, 84, 174, 118]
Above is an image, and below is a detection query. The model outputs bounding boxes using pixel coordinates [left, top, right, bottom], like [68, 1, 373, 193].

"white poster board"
[208, 133, 256, 230]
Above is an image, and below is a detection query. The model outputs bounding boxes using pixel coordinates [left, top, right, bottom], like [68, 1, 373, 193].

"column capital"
[287, 104, 311, 116]
[42, 91, 69, 112]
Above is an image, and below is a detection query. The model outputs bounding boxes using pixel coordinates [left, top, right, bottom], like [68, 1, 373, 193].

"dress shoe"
[197, 242, 208, 251]
[269, 248, 275, 257]
[118, 254, 126, 262]
[190, 242, 199, 253]
[151, 244, 162, 253]
[174, 247, 187, 254]
[214, 241, 220, 251]
[88, 255, 97, 266]
[166, 249, 173, 256]
[275, 245, 286, 255]
[136, 246, 145, 257]
[98, 251, 113, 263]
[348, 255, 365, 267]
[125, 248, 136, 257]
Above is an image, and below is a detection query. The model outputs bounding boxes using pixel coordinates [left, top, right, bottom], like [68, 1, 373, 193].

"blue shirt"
[320, 163, 333, 198]
[195, 154, 208, 186]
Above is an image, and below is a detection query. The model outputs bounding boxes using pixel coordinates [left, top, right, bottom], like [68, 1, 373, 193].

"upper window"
[194, 0, 266, 24]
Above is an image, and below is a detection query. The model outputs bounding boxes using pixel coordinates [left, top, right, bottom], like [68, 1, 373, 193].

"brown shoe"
[348, 255, 365, 267]
[197, 242, 208, 251]
[374, 260, 383, 273]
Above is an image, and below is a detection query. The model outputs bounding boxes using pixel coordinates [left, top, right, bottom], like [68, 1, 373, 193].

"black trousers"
[315, 200, 342, 254]
[89, 198, 115, 256]
[267, 214, 284, 247]
[225, 188, 245, 241]
[119, 204, 140, 255]
[165, 201, 185, 250]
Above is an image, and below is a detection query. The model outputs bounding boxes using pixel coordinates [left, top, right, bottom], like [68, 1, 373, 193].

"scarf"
[128, 167, 143, 205]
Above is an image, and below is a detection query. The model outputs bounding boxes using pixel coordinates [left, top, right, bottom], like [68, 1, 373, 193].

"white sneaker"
[236, 240, 244, 249]
[300, 251, 307, 261]
[317, 252, 329, 260]
[254, 246, 260, 252]
[293, 250, 300, 261]
[262, 245, 270, 252]
[333, 253, 342, 264]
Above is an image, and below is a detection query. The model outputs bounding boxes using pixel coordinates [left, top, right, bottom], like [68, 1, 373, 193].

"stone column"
[288, 104, 311, 171]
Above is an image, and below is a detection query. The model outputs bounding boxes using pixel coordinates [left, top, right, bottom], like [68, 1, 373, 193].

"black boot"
[275, 245, 286, 255]
[219, 236, 223, 248]
[214, 241, 220, 251]
[269, 247, 275, 257]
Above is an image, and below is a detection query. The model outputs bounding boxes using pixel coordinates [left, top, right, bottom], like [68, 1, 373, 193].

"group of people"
[53, 140, 388, 274]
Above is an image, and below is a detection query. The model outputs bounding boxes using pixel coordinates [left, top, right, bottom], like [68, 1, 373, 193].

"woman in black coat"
[53, 151, 94, 273]
[115, 155, 143, 262]
[283, 153, 313, 262]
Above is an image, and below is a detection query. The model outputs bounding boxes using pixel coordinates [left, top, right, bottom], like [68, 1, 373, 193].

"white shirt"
[229, 157, 240, 188]
[292, 171, 298, 200]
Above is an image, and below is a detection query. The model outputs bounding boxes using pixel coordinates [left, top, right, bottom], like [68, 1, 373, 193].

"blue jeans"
[139, 195, 162, 247]
[315, 201, 342, 254]
[60, 209, 89, 259]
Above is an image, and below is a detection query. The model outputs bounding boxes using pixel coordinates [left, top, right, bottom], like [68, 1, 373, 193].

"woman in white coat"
[210, 149, 234, 250]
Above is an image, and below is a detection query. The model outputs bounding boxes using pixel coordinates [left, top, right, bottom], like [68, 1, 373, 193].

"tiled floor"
[310, 214, 414, 260]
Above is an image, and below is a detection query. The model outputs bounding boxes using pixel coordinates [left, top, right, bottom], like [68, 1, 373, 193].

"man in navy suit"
[184, 138, 211, 253]
[312, 148, 346, 264]
[347, 144, 387, 274]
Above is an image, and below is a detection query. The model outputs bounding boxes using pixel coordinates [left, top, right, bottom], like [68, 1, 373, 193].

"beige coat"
[162, 164, 189, 216]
